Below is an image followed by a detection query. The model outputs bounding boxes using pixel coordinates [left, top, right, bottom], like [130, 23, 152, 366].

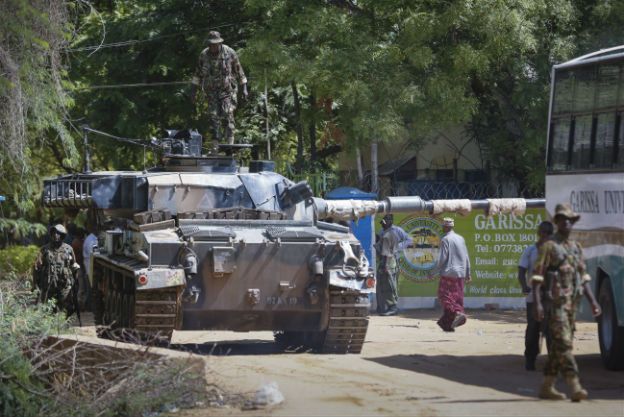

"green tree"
[66, 0, 624, 193]
[0, 0, 75, 238]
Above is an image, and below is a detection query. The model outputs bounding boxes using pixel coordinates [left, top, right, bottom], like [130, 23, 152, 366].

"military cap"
[50, 224, 67, 235]
[207, 31, 224, 44]
[443, 217, 455, 227]
[553, 203, 580, 223]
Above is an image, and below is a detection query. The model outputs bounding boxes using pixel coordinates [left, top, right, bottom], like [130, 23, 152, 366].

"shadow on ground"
[366, 352, 624, 401]
[169, 340, 284, 356]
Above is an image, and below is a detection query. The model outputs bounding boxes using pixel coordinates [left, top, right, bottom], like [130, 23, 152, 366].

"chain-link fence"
[292, 169, 544, 200]
[390, 180, 544, 200]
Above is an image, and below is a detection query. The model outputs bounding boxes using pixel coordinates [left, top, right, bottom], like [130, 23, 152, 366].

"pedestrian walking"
[191, 31, 248, 146]
[531, 203, 601, 401]
[83, 224, 98, 287]
[435, 217, 471, 331]
[33, 224, 81, 316]
[517, 220, 554, 370]
[374, 214, 412, 316]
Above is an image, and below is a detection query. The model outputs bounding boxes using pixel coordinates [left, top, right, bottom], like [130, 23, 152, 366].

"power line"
[66, 22, 243, 53]
[76, 81, 190, 90]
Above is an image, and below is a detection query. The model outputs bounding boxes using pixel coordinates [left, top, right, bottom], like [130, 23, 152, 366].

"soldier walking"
[33, 224, 81, 316]
[191, 31, 248, 146]
[374, 214, 412, 316]
[531, 203, 601, 402]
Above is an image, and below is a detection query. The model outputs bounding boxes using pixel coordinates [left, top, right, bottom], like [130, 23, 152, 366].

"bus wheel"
[598, 277, 624, 370]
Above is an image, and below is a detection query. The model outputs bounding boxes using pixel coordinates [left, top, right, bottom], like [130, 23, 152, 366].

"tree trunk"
[264, 70, 271, 160]
[371, 140, 378, 194]
[309, 92, 317, 173]
[291, 81, 304, 174]
[356, 146, 364, 189]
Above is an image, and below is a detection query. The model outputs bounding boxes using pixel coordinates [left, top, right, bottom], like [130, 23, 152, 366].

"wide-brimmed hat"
[50, 224, 67, 236]
[443, 217, 454, 227]
[207, 31, 224, 44]
[553, 203, 580, 223]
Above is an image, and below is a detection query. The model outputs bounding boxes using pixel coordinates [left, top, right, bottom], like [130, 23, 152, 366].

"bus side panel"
[585, 256, 624, 326]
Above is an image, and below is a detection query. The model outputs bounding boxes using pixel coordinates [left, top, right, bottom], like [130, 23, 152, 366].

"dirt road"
[159, 309, 622, 417]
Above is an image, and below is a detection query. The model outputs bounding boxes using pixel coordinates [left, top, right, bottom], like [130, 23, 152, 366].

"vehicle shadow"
[169, 340, 290, 356]
[365, 352, 624, 400]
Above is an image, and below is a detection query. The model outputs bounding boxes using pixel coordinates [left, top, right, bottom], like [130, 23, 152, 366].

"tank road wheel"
[598, 277, 624, 370]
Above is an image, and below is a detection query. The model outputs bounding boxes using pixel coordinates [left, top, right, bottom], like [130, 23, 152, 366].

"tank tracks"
[321, 289, 369, 353]
[93, 258, 182, 344]
[275, 289, 370, 354]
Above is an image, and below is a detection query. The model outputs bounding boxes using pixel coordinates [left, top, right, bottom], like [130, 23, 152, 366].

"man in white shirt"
[517, 221, 554, 371]
[82, 226, 98, 301]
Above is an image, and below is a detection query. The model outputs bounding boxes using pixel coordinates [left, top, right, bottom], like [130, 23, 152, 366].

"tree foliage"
[0, 0, 76, 218]
[3, 0, 624, 211]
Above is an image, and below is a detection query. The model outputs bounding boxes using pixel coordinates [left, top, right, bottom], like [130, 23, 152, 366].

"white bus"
[546, 45, 624, 370]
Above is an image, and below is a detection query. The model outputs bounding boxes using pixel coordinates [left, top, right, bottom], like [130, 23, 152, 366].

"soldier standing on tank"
[191, 31, 248, 147]
[33, 224, 81, 316]
[531, 203, 601, 402]
[374, 214, 412, 316]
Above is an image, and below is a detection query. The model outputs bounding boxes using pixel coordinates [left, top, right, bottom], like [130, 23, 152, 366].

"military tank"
[42, 128, 544, 353]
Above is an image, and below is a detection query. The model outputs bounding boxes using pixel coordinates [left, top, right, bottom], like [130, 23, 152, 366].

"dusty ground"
[73, 309, 623, 416]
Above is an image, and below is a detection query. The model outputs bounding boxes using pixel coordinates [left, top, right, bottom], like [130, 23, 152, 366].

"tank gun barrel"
[314, 197, 545, 221]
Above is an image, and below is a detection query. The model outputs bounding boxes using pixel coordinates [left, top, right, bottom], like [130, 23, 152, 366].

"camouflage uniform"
[34, 241, 79, 313]
[531, 233, 590, 379]
[192, 42, 247, 144]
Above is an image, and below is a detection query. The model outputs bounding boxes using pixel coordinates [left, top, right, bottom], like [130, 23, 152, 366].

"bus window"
[553, 70, 574, 115]
[572, 115, 593, 169]
[616, 114, 623, 168]
[573, 67, 597, 113]
[596, 65, 620, 110]
[594, 113, 616, 168]
[549, 118, 571, 171]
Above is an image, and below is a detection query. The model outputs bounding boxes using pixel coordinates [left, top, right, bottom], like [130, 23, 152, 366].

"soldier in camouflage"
[191, 31, 248, 146]
[531, 203, 601, 402]
[33, 224, 80, 315]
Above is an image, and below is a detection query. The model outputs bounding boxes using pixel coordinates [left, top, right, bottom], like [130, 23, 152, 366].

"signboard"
[376, 207, 546, 308]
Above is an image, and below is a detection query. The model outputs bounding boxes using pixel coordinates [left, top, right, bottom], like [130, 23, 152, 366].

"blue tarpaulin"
[325, 187, 377, 269]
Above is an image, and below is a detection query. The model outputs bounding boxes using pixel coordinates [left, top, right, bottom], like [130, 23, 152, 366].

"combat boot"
[538, 375, 566, 400]
[566, 376, 588, 402]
